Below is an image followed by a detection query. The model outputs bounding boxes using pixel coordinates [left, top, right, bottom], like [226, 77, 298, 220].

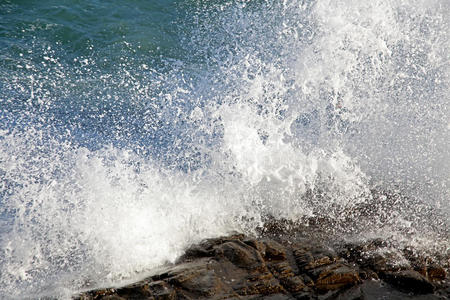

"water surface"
[0, 0, 449, 298]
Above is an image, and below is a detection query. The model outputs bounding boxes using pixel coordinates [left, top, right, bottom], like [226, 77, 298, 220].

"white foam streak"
[0, 0, 449, 298]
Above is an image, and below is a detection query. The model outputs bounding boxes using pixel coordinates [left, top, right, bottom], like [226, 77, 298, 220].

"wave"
[0, 0, 448, 298]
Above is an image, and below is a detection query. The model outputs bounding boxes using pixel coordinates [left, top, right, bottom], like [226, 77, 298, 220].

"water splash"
[0, 0, 448, 298]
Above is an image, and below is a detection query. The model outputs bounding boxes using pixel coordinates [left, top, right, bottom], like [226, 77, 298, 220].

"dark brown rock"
[179, 233, 246, 263]
[293, 248, 315, 271]
[427, 264, 447, 281]
[77, 289, 119, 300]
[313, 264, 360, 292]
[383, 270, 435, 294]
[300, 274, 315, 288]
[114, 283, 153, 299]
[147, 281, 176, 300]
[294, 245, 338, 274]
[334, 285, 364, 300]
[263, 240, 287, 260]
[293, 291, 315, 299]
[215, 240, 266, 271]
[102, 296, 126, 300]
[244, 238, 267, 254]
[77, 293, 124, 300]
[358, 269, 379, 280]
[75, 232, 448, 300]
[165, 262, 227, 297]
[341, 240, 411, 274]
[234, 274, 284, 296]
[292, 244, 360, 292]
[266, 259, 308, 293]
[280, 276, 307, 293]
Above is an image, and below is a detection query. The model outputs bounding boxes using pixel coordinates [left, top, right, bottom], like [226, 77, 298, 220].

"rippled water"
[0, 0, 449, 298]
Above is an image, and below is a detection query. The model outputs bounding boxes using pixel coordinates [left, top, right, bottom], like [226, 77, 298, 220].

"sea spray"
[0, 0, 448, 298]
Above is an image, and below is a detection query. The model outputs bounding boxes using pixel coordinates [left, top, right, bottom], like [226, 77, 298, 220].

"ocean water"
[0, 0, 449, 298]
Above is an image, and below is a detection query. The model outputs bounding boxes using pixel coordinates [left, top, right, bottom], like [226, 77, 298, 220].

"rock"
[293, 248, 315, 271]
[263, 240, 287, 260]
[292, 244, 360, 292]
[341, 240, 410, 273]
[77, 289, 120, 300]
[164, 260, 229, 297]
[313, 264, 360, 292]
[301, 274, 315, 287]
[293, 246, 335, 272]
[233, 274, 283, 296]
[261, 294, 294, 300]
[293, 291, 315, 300]
[383, 270, 435, 294]
[358, 269, 379, 280]
[102, 296, 126, 300]
[77, 294, 125, 300]
[266, 259, 308, 293]
[113, 282, 153, 298]
[75, 233, 448, 300]
[215, 240, 266, 271]
[269, 260, 295, 278]
[147, 281, 176, 300]
[179, 233, 245, 262]
[244, 238, 267, 254]
[334, 285, 364, 300]
[427, 264, 447, 281]
[280, 276, 308, 293]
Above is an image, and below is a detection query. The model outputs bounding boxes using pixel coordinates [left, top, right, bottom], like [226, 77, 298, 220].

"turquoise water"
[1, 0, 179, 60]
[0, 0, 449, 298]
[1, 0, 185, 153]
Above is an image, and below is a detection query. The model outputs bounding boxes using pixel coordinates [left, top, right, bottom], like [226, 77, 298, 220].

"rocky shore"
[75, 227, 449, 299]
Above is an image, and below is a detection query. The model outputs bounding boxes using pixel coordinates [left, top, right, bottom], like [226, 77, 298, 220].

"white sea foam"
[0, 0, 448, 298]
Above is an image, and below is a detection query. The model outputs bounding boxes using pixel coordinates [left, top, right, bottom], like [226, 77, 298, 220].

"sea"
[0, 0, 449, 298]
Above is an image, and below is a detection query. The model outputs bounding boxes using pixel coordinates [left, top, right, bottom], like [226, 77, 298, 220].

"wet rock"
[244, 238, 267, 254]
[147, 281, 176, 299]
[269, 260, 295, 278]
[215, 240, 266, 271]
[75, 233, 448, 300]
[77, 289, 120, 300]
[293, 246, 335, 272]
[334, 285, 364, 300]
[300, 274, 315, 288]
[427, 264, 447, 281]
[358, 269, 379, 280]
[164, 261, 229, 297]
[179, 233, 245, 263]
[263, 240, 287, 260]
[102, 296, 126, 300]
[77, 294, 125, 300]
[313, 263, 360, 292]
[280, 276, 308, 293]
[358, 279, 444, 300]
[114, 282, 154, 299]
[341, 240, 410, 273]
[292, 244, 360, 292]
[383, 270, 435, 294]
[267, 259, 308, 293]
[233, 274, 283, 296]
[293, 291, 315, 299]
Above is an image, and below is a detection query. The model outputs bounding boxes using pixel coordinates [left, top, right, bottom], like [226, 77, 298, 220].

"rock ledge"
[75, 232, 449, 300]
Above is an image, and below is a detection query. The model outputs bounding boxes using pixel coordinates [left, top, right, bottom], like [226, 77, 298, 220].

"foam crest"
[0, 129, 247, 298]
[0, 0, 448, 298]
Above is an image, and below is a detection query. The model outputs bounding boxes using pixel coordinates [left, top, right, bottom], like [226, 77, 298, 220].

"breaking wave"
[0, 0, 448, 298]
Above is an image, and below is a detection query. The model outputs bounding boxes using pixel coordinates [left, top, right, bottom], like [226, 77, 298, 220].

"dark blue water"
[0, 0, 449, 298]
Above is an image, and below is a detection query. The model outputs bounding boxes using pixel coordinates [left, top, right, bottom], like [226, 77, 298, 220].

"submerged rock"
[75, 232, 449, 300]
